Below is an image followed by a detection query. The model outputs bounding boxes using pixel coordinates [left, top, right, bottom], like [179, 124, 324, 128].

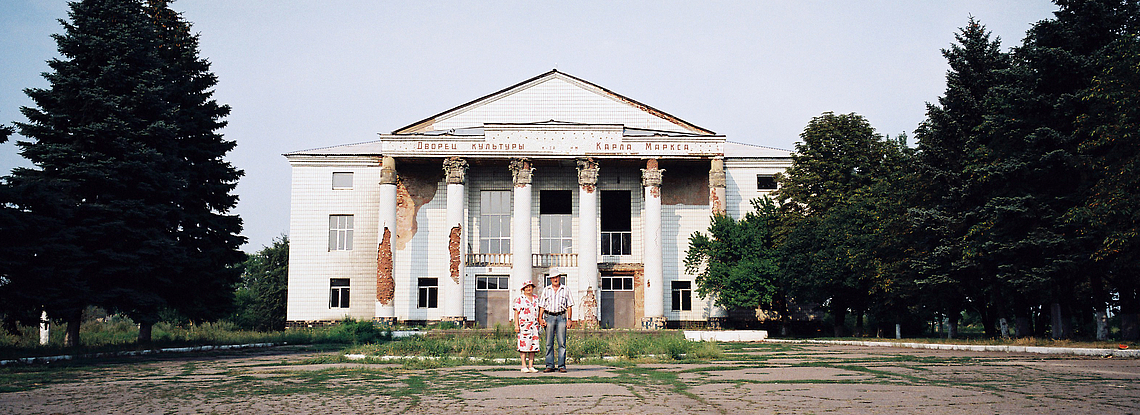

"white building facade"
[285, 70, 791, 328]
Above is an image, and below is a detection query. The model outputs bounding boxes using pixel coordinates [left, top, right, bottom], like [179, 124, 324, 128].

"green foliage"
[684, 197, 781, 310]
[907, 1, 1140, 338]
[774, 112, 912, 335]
[0, 0, 244, 345]
[230, 236, 289, 331]
[324, 319, 392, 345]
[911, 18, 1013, 336]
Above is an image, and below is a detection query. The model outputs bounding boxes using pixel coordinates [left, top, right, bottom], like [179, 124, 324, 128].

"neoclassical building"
[285, 70, 791, 328]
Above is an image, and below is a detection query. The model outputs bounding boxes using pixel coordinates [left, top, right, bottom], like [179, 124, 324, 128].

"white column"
[642, 159, 665, 329]
[376, 156, 397, 321]
[577, 158, 599, 327]
[442, 157, 468, 323]
[707, 158, 729, 326]
[510, 158, 534, 314]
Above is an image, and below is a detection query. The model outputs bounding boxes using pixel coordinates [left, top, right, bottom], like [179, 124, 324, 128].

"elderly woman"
[513, 280, 541, 373]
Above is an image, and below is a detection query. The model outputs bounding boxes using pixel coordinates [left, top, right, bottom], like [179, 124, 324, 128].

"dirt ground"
[2, 342, 1138, 414]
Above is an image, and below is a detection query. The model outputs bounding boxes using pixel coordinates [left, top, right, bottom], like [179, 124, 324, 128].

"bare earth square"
[1, 343, 1138, 414]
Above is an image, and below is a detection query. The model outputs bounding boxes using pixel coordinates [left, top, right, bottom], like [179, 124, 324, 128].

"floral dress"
[513, 295, 541, 352]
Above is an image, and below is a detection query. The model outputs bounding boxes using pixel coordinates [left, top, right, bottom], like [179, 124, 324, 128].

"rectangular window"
[328, 215, 354, 251]
[479, 191, 511, 254]
[601, 276, 634, 291]
[540, 190, 573, 254]
[332, 172, 353, 189]
[329, 278, 350, 308]
[418, 277, 438, 308]
[757, 174, 778, 190]
[600, 191, 632, 255]
[476, 276, 510, 290]
[672, 281, 692, 311]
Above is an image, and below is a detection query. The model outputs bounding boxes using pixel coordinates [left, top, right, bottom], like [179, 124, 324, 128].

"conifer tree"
[2, 0, 243, 345]
[912, 18, 1012, 337]
[980, 0, 1139, 338]
[139, 0, 245, 340]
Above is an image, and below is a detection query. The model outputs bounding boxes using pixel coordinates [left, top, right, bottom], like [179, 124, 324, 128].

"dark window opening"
[601, 191, 632, 255]
[757, 175, 778, 190]
[330, 278, 350, 308]
[602, 276, 634, 291]
[672, 281, 692, 311]
[418, 278, 438, 308]
[540, 190, 573, 214]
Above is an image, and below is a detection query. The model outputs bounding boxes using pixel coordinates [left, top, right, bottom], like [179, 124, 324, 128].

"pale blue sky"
[1, 1, 1058, 251]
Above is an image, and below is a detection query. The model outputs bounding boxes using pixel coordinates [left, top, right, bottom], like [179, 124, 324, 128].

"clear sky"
[1, 1, 1059, 252]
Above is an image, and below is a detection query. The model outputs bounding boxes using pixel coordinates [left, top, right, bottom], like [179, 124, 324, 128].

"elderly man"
[538, 273, 575, 373]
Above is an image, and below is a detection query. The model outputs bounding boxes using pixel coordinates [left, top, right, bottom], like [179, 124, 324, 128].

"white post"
[39, 311, 49, 345]
[895, 323, 901, 339]
[577, 158, 599, 327]
[442, 157, 468, 324]
[376, 156, 398, 321]
[641, 159, 664, 329]
[510, 159, 534, 317]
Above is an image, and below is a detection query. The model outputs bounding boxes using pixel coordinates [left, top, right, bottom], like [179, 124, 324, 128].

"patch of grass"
[0, 318, 392, 361]
[804, 336, 1137, 350]
[348, 330, 723, 362]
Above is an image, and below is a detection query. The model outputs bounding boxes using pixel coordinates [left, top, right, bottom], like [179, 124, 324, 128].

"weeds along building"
[284, 70, 791, 328]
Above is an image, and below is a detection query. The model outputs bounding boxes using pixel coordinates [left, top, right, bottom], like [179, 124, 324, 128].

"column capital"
[380, 156, 398, 185]
[708, 158, 726, 188]
[641, 158, 664, 188]
[510, 158, 533, 187]
[577, 157, 599, 192]
[443, 157, 468, 185]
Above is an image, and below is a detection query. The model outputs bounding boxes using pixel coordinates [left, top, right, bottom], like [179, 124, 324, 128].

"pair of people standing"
[512, 274, 575, 373]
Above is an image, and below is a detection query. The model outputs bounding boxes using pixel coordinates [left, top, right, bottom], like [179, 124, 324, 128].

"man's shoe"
[543, 368, 556, 373]
[558, 368, 567, 373]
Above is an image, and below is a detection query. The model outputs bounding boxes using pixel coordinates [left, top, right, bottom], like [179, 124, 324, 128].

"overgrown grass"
[0, 317, 392, 360]
[345, 330, 722, 362]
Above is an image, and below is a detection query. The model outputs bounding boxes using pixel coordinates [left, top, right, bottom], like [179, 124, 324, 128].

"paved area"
[1, 343, 1138, 414]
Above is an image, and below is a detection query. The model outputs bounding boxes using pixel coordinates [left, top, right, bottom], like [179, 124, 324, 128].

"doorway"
[474, 275, 509, 328]
[600, 273, 636, 329]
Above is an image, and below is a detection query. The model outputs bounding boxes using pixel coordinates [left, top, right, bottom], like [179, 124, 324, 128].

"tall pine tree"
[2, 0, 243, 345]
[912, 18, 1013, 338]
[981, 0, 1140, 338]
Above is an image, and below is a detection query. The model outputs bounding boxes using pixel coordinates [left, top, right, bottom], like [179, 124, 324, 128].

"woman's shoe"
[520, 367, 529, 373]
[528, 367, 539, 373]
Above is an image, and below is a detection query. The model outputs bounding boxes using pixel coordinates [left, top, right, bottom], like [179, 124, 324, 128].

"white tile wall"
[286, 158, 381, 322]
[725, 160, 791, 219]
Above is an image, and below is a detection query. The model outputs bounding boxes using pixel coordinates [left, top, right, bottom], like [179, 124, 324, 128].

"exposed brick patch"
[377, 228, 394, 305]
[709, 187, 725, 214]
[448, 224, 462, 284]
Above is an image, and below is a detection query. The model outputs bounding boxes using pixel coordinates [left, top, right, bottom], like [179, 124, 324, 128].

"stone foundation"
[641, 316, 666, 330]
[441, 316, 468, 328]
[374, 317, 398, 326]
[707, 317, 729, 330]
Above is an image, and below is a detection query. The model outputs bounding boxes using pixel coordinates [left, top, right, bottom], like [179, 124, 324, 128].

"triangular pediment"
[393, 70, 714, 135]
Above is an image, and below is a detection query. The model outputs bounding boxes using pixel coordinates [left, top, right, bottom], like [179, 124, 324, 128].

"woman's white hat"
[519, 280, 536, 290]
